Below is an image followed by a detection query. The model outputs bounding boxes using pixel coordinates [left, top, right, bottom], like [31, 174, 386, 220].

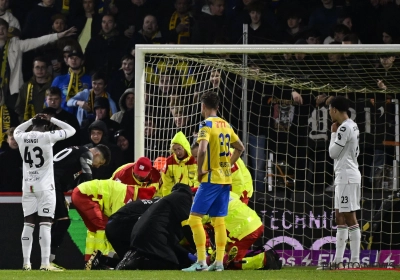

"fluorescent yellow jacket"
[78, 179, 133, 217]
[161, 131, 199, 196]
[235, 156, 253, 198]
[204, 192, 262, 241]
[230, 148, 253, 198]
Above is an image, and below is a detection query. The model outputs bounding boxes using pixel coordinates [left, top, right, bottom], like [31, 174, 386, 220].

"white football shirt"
[329, 118, 361, 185]
[14, 118, 76, 192]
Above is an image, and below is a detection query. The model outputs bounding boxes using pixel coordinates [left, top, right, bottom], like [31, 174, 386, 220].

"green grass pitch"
[1, 267, 400, 280]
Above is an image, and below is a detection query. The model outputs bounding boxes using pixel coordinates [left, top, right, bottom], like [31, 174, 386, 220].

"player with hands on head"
[13, 113, 75, 271]
[327, 96, 361, 269]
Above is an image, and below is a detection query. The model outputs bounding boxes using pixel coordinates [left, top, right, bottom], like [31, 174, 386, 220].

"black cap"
[114, 129, 130, 140]
[68, 50, 84, 59]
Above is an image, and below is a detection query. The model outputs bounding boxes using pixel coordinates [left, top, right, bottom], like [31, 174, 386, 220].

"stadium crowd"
[0, 0, 399, 271]
[0, 0, 399, 191]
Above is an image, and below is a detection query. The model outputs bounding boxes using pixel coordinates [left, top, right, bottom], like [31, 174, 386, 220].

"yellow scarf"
[0, 39, 10, 142]
[61, 0, 70, 14]
[0, 105, 9, 142]
[23, 81, 35, 121]
[169, 12, 190, 44]
[87, 90, 108, 113]
[67, 67, 85, 101]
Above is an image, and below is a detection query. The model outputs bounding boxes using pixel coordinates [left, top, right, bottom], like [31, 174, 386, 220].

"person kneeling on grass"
[85, 198, 159, 270]
[71, 179, 152, 265]
[114, 183, 195, 270]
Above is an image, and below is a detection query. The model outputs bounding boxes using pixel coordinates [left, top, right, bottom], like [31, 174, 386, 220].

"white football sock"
[21, 223, 35, 265]
[334, 225, 348, 263]
[349, 224, 361, 263]
[39, 222, 52, 266]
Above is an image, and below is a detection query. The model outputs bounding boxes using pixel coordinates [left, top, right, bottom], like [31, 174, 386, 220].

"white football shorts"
[334, 183, 361, 213]
[22, 189, 56, 218]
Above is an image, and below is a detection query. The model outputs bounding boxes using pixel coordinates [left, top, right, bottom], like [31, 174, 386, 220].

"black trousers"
[105, 218, 137, 258]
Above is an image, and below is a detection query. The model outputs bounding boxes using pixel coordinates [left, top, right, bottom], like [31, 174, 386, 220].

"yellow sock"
[211, 217, 227, 263]
[188, 215, 206, 262]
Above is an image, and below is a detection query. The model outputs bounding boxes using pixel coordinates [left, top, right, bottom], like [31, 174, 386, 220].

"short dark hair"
[121, 54, 135, 63]
[200, 91, 219, 110]
[95, 144, 111, 166]
[91, 71, 108, 85]
[342, 33, 359, 44]
[46, 87, 62, 97]
[0, 18, 9, 30]
[33, 56, 48, 67]
[32, 116, 50, 127]
[333, 24, 350, 35]
[330, 96, 349, 112]
[102, 13, 116, 22]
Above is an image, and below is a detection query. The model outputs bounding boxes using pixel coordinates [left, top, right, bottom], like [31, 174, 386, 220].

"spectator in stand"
[304, 29, 322, 44]
[43, 87, 81, 154]
[165, 0, 194, 44]
[308, 0, 341, 40]
[0, 127, 22, 191]
[173, 106, 196, 143]
[114, 129, 135, 164]
[67, 72, 118, 125]
[84, 119, 125, 179]
[192, 0, 229, 44]
[323, 24, 350, 44]
[81, 97, 120, 144]
[73, 0, 102, 52]
[382, 26, 400, 44]
[282, 9, 307, 44]
[0, 19, 76, 140]
[111, 88, 135, 133]
[144, 115, 170, 161]
[15, 57, 52, 123]
[244, 1, 281, 44]
[0, 0, 20, 38]
[337, 12, 354, 32]
[342, 33, 359, 45]
[37, 14, 80, 79]
[116, 0, 153, 39]
[85, 14, 129, 77]
[22, 0, 58, 39]
[51, 49, 92, 114]
[130, 14, 165, 48]
[108, 55, 135, 105]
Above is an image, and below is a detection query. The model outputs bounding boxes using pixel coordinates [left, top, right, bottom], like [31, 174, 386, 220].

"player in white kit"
[14, 114, 76, 271]
[328, 96, 361, 268]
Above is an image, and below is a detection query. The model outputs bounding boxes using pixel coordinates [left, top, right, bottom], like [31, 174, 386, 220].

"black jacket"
[0, 146, 22, 191]
[130, 183, 193, 264]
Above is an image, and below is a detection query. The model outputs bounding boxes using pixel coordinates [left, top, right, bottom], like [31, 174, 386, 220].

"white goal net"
[134, 45, 400, 266]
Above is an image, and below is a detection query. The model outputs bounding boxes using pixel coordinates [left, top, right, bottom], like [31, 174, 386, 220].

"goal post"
[134, 44, 400, 262]
[134, 44, 400, 159]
